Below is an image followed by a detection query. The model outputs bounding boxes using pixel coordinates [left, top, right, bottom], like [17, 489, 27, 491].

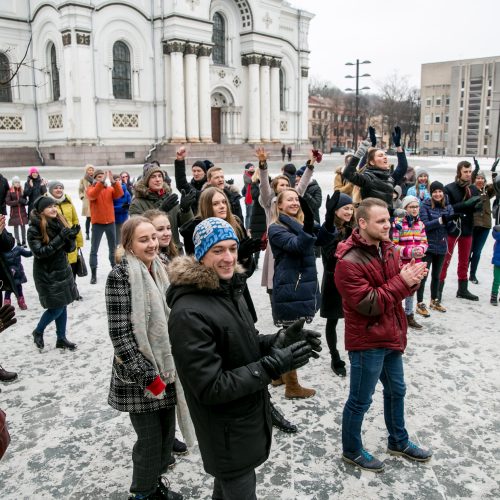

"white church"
[0, 0, 313, 166]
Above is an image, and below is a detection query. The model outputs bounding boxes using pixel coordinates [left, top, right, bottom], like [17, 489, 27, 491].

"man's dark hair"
[356, 197, 388, 224]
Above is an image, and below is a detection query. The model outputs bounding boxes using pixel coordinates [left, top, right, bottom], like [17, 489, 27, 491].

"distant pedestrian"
[242, 162, 255, 230]
[281, 144, 286, 161]
[79, 164, 95, 240]
[287, 146, 292, 162]
[6, 176, 28, 247]
[120, 171, 134, 197]
[23, 167, 47, 215]
[112, 175, 132, 245]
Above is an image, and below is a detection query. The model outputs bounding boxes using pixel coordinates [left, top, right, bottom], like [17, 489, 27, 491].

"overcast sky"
[289, 0, 500, 92]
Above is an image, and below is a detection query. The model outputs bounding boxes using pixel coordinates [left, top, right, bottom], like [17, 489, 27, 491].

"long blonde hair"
[37, 211, 70, 245]
[271, 188, 304, 225]
[142, 209, 178, 259]
[115, 216, 157, 263]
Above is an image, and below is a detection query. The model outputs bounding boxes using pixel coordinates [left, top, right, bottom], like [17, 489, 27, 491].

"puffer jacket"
[268, 214, 336, 322]
[1, 245, 32, 286]
[87, 180, 124, 225]
[129, 180, 193, 252]
[492, 225, 500, 266]
[419, 198, 454, 255]
[6, 187, 28, 226]
[343, 151, 408, 207]
[444, 181, 479, 237]
[334, 229, 415, 352]
[174, 159, 207, 214]
[166, 256, 274, 480]
[23, 176, 47, 215]
[302, 180, 322, 224]
[0, 174, 9, 215]
[0, 230, 17, 295]
[55, 194, 83, 265]
[391, 215, 428, 262]
[249, 182, 266, 240]
[27, 213, 78, 309]
[113, 182, 132, 225]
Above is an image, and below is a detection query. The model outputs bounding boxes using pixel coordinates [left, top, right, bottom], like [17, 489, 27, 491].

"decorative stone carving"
[233, 75, 241, 88]
[112, 113, 139, 128]
[242, 53, 261, 66]
[218, 69, 226, 79]
[186, 0, 200, 9]
[263, 12, 272, 29]
[76, 32, 90, 46]
[197, 45, 213, 57]
[184, 43, 197, 55]
[270, 58, 282, 68]
[301, 67, 309, 78]
[163, 40, 186, 54]
[260, 56, 271, 67]
[61, 31, 71, 46]
[0, 115, 23, 131]
[280, 120, 288, 132]
[48, 114, 63, 129]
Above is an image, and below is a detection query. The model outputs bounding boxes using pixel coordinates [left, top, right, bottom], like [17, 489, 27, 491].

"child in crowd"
[2, 243, 32, 310]
[407, 168, 431, 204]
[392, 195, 428, 329]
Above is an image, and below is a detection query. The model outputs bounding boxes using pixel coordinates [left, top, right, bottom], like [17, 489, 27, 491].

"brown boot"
[406, 313, 423, 329]
[271, 376, 284, 387]
[283, 370, 315, 399]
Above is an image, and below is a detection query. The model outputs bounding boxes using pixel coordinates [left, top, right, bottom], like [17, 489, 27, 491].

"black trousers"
[212, 469, 257, 500]
[417, 253, 445, 302]
[325, 318, 344, 364]
[129, 407, 175, 496]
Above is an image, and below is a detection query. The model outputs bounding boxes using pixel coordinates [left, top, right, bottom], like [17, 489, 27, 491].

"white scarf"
[128, 254, 196, 446]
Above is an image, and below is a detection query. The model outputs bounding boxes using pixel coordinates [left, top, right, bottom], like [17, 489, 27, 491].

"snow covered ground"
[0, 156, 499, 499]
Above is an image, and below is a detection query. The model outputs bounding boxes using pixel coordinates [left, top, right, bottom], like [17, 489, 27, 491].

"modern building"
[0, 1, 313, 166]
[420, 56, 500, 157]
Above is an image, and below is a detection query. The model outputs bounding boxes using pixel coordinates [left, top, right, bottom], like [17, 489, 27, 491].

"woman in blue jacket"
[418, 181, 460, 315]
[113, 176, 132, 245]
[268, 188, 336, 399]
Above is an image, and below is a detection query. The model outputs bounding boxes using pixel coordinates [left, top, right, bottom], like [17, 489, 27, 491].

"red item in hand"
[312, 149, 323, 163]
[146, 375, 166, 396]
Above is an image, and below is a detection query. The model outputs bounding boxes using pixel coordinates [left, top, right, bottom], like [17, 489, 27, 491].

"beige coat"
[79, 168, 93, 217]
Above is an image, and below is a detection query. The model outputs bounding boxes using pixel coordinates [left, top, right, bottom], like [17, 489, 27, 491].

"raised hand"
[255, 147, 268, 164]
[392, 126, 402, 148]
[176, 146, 187, 161]
[368, 126, 377, 147]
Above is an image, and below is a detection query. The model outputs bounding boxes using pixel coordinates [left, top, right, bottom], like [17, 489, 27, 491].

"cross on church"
[263, 12, 272, 29]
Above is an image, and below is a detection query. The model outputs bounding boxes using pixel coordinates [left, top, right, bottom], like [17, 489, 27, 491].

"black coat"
[174, 159, 207, 214]
[27, 214, 78, 309]
[2, 245, 32, 286]
[302, 180, 322, 224]
[0, 229, 16, 295]
[320, 224, 353, 319]
[444, 181, 479, 237]
[249, 182, 267, 240]
[23, 176, 47, 215]
[343, 152, 408, 207]
[0, 175, 9, 215]
[166, 257, 273, 480]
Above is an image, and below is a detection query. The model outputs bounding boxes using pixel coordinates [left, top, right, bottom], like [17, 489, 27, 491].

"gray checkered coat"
[105, 258, 175, 413]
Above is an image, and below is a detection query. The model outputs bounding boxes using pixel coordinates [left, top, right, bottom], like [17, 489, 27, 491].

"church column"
[300, 67, 309, 143]
[270, 58, 281, 142]
[184, 43, 199, 142]
[259, 56, 271, 142]
[61, 30, 76, 140]
[243, 54, 261, 143]
[166, 40, 186, 143]
[198, 45, 212, 143]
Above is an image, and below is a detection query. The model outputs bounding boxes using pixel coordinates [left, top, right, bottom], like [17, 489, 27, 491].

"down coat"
[1, 245, 32, 286]
[335, 229, 415, 353]
[55, 194, 84, 265]
[419, 198, 454, 255]
[166, 257, 274, 480]
[268, 214, 336, 322]
[444, 181, 479, 237]
[27, 212, 79, 309]
[6, 187, 28, 226]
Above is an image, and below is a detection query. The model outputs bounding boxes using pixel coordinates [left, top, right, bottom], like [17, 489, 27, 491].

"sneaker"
[56, 338, 77, 351]
[429, 299, 446, 313]
[342, 449, 385, 472]
[416, 302, 430, 317]
[172, 437, 188, 455]
[3, 299, 11, 306]
[0, 365, 18, 383]
[157, 476, 183, 499]
[387, 440, 432, 462]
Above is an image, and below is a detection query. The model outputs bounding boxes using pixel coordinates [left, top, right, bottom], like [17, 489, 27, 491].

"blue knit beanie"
[193, 217, 239, 261]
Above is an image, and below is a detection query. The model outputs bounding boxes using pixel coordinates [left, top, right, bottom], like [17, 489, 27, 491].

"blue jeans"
[36, 306, 67, 339]
[89, 222, 116, 269]
[245, 203, 253, 230]
[342, 348, 408, 453]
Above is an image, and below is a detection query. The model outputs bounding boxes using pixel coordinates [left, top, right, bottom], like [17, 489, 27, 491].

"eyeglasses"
[406, 205, 420, 210]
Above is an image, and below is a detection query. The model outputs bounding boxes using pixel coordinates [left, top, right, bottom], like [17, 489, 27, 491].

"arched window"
[0, 53, 12, 102]
[49, 43, 60, 101]
[212, 13, 225, 65]
[279, 68, 285, 111]
[112, 41, 131, 99]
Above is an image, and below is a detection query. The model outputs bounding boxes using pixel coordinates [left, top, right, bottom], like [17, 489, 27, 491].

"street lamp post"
[345, 59, 371, 149]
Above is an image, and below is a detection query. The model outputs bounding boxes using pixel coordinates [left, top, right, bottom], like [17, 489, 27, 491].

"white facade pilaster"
[259, 57, 271, 142]
[184, 43, 199, 142]
[167, 41, 186, 143]
[270, 60, 281, 142]
[198, 45, 212, 143]
[245, 54, 261, 143]
[61, 31, 76, 139]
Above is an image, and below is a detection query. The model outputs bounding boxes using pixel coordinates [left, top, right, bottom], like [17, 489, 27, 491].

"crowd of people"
[0, 130, 499, 499]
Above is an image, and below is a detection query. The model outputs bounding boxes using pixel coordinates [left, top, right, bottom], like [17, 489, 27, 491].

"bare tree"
[0, 37, 32, 86]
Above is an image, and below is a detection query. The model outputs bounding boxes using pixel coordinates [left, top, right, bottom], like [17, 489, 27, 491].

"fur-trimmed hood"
[166, 255, 246, 307]
[133, 179, 171, 199]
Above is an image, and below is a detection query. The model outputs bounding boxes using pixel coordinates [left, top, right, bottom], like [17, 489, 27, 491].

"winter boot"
[406, 313, 423, 329]
[56, 337, 77, 351]
[283, 370, 315, 399]
[271, 376, 284, 387]
[3, 298, 11, 306]
[156, 476, 183, 499]
[437, 280, 445, 302]
[90, 267, 97, 285]
[416, 302, 430, 317]
[331, 357, 346, 377]
[429, 299, 447, 312]
[32, 329, 44, 350]
[491, 293, 498, 306]
[456, 280, 479, 301]
[0, 365, 18, 383]
[17, 296, 27, 310]
[270, 401, 297, 433]
[469, 275, 479, 285]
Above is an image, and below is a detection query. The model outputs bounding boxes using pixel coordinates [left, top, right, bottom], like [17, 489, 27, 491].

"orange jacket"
[86, 181, 124, 224]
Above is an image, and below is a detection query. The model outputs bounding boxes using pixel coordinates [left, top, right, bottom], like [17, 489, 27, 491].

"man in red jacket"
[87, 169, 123, 284]
[335, 197, 432, 472]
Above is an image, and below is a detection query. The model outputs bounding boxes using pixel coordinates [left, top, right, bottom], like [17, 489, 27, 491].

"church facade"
[0, 1, 313, 164]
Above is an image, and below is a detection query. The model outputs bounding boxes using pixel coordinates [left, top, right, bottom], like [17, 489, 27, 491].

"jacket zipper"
[294, 272, 302, 291]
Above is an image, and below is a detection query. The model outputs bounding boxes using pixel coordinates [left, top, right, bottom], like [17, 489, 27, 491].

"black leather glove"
[161, 193, 179, 213]
[464, 195, 481, 207]
[0, 304, 16, 333]
[392, 126, 402, 147]
[299, 196, 315, 234]
[226, 178, 234, 185]
[473, 156, 480, 171]
[69, 224, 81, 237]
[273, 318, 322, 358]
[260, 341, 312, 379]
[442, 213, 461, 224]
[324, 191, 340, 231]
[238, 237, 262, 260]
[368, 126, 377, 147]
[491, 158, 499, 172]
[122, 202, 130, 211]
[180, 189, 196, 213]
[60, 227, 73, 240]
